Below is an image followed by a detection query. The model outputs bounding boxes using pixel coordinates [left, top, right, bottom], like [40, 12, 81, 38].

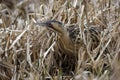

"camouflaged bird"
[36, 20, 79, 55]
[36, 20, 100, 75]
[36, 20, 100, 54]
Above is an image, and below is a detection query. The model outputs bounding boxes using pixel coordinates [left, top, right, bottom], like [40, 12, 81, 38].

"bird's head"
[36, 20, 65, 35]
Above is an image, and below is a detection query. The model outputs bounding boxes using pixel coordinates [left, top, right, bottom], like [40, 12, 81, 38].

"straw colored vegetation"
[0, 0, 120, 80]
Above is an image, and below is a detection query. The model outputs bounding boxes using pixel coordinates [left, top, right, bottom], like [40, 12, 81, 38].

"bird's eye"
[47, 23, 53, 28]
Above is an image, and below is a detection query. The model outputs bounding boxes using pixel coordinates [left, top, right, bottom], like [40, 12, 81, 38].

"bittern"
[36, 20, 100, 75]
[36, 20, 79, 56]
[36, 20, 80, 75]
[36, 20, 100, 53]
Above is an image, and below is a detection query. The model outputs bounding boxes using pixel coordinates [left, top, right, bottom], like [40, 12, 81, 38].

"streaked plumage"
[36, 20, 100, 75]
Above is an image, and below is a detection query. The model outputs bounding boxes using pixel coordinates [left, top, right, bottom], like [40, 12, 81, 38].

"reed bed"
[0, 0, 120, 80]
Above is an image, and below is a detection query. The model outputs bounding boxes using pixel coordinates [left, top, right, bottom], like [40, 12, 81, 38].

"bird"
[36, 20, 100, 52]
[36, 20, 78, 56]
[36, 20, 101, 75]
[36, 20, 79, 75]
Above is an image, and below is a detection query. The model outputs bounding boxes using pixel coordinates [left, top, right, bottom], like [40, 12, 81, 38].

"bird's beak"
[35, 22, 48, 27]
[35, 21, 64, 35]
[35, 22, 55, 29]
[35, 22, 57, 33]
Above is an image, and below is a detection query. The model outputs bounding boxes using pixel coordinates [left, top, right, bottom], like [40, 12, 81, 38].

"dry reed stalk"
[0, 0, 119, 80]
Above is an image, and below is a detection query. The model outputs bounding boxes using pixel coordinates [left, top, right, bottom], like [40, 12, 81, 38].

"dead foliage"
[0, 0, 120, 80]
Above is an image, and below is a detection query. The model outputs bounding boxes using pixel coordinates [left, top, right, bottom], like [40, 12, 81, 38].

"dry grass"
[0, 0, 120, 80]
